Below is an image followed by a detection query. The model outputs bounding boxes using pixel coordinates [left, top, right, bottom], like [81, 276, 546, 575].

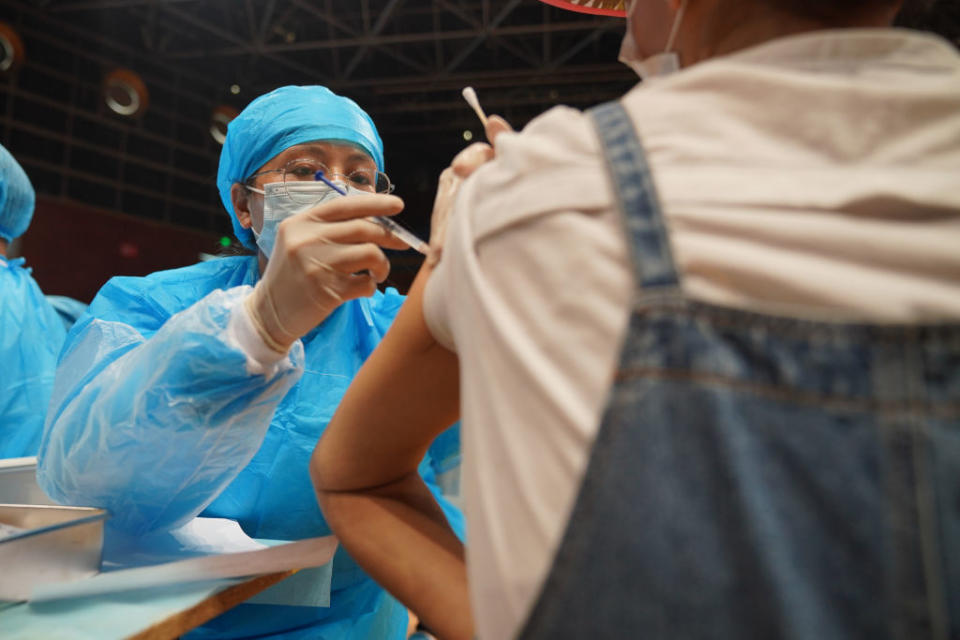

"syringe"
[314, 170, 429, 255]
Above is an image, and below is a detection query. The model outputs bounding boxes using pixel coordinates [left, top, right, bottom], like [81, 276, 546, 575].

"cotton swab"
[461, 86, 488, 127]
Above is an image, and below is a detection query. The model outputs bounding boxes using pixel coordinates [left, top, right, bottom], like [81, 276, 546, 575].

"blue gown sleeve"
[45, 295, 89, 332]
[37, 283, 304, 536]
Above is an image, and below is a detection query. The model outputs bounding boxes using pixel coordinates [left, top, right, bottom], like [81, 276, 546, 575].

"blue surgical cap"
[0, 143, 36, 243]
[216, 85, 385, 250]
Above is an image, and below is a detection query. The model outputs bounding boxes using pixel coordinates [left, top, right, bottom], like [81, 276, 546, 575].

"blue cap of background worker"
[0, 143, 36, 243]
[217, 85, 385, 251]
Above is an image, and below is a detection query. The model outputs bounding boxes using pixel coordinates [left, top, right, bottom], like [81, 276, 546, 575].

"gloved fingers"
[427, 169, 463, 253]
[451, 142, 494, 178]
[299, 268, 353, 312]
[277, 217, 409, 261]
[485, 114, 513, 145]
[312, 218, 411, 251]
[315, 243, 392, 283]
[302, 193, 404, 223]
[334, 271, 380, 301]
[313, 281, 346, 309]
[434, 168, 462, 208]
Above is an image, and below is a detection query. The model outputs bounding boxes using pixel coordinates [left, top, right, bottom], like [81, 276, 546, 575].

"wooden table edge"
[125, 570, 297, 640]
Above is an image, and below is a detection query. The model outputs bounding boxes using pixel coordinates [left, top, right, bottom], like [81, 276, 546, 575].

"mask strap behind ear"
[664, 0, 687, 52]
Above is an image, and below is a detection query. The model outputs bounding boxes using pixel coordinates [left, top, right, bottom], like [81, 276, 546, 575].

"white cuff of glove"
[227, 294, 290, 375]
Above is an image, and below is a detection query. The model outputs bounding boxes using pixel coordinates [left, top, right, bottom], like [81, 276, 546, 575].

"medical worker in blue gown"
[0, 143, 66, 459]
[38, 85, 464, 639]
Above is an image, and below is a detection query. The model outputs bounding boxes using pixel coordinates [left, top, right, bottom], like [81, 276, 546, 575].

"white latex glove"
[247, 194, 410, 352]
[427, 115, 513, 267]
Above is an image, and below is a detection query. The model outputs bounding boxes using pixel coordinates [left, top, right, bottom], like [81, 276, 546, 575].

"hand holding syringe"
[313, 170, 429, 255]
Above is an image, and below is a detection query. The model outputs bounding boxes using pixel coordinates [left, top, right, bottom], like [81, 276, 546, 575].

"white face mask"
[246, 180, 366, 258]
[618, 0, 687, 80]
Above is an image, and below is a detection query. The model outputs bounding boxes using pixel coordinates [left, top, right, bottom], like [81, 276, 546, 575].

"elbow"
[309, 445, 326, 494]
[310, 422, 359, 495]
[309, 439, 335, 497]
[310, 442, 346, 531]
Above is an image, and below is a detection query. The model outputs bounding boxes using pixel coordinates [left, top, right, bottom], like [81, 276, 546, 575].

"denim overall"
[519, 101, 960, 640]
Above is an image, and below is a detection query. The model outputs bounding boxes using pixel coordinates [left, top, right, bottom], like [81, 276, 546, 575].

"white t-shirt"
[423, 29, 960, 640]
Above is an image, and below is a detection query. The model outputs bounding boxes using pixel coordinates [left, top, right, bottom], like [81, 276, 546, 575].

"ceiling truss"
[36, 0, 634, 131]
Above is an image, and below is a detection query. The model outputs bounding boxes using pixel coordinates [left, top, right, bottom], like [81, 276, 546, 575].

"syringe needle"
[315, 169, 428, 254]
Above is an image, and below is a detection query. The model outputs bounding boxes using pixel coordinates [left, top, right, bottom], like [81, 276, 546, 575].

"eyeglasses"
[247, 157, 394, 199]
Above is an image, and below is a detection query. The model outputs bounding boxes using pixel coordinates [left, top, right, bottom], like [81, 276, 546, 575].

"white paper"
[30, 535, 338, 603]
[169, 517, 267, 555]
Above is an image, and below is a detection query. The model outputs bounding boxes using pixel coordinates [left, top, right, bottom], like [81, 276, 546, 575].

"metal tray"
[0, 457, 57, 506]
[0, 504, 109, 601]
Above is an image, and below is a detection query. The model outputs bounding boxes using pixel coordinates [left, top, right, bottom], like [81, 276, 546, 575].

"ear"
[231, 183, 253, 229]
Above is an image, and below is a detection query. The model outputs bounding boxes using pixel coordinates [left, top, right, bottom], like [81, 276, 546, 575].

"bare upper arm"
[311, 264, 461, 492]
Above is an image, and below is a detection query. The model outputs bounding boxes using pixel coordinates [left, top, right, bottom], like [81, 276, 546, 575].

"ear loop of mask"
[664, 0, 687, 55]
[620, 0, 688, 79]
[243, 184, 265, 242]
[242, 183, 275, 244]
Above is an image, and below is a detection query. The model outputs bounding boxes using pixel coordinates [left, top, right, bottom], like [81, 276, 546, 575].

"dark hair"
[897, 0, 960, 47]
[216, 243, 256, 257]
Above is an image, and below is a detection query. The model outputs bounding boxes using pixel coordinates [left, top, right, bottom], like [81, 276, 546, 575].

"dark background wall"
[17, 194, 223, 303]
[14, 194, 427, 301]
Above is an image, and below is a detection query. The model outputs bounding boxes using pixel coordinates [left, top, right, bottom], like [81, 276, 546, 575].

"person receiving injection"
[39, 85, 464, 640]
[312, 0, 960, 638]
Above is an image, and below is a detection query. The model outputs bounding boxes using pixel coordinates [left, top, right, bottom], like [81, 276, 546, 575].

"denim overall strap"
[589, 100, 680, 298]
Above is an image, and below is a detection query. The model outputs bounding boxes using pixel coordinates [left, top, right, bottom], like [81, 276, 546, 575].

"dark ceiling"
[0, 0, 955, 250]
[53, 0, 633, 128]
[0, 0, 634, 244]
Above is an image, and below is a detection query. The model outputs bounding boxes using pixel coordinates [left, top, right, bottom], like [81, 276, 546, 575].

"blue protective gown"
[45, 294, 89, 332]
[0, 257, 67, 458]
[37, 255, 463, 639]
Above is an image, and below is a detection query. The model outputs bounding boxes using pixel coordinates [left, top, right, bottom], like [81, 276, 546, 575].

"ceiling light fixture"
[0, 22, 26, 74]
[210, 105, 240, 145]
[103, 68, 149, 117]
